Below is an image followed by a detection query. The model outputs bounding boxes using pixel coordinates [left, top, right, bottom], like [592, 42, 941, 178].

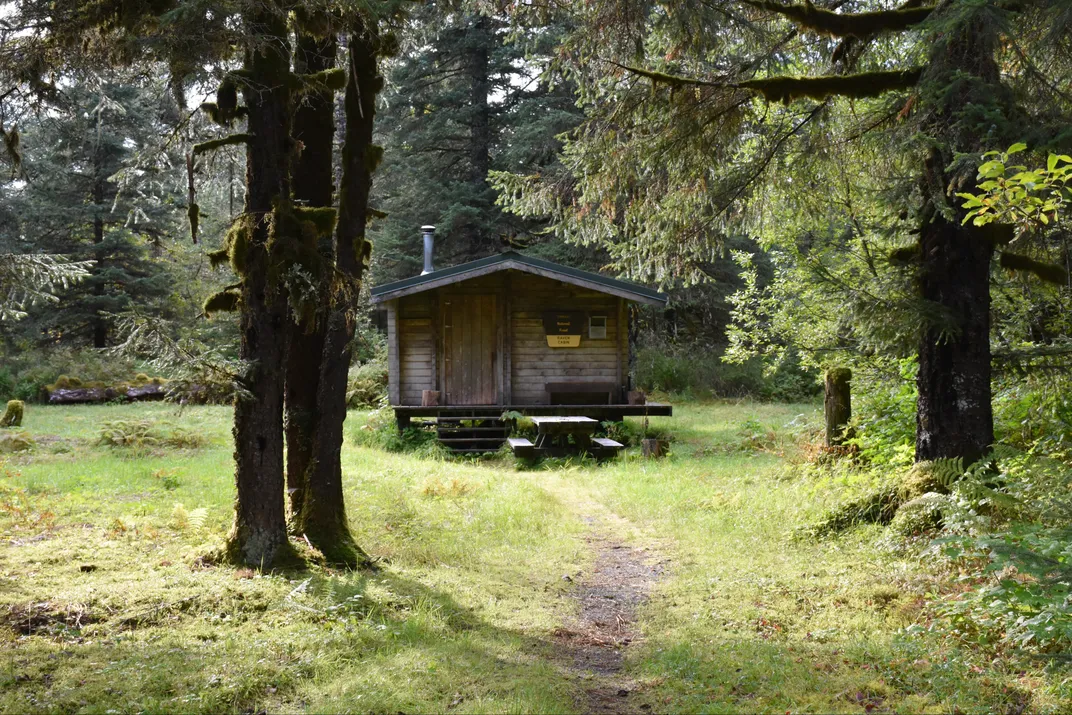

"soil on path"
[541, 477, 665, 715]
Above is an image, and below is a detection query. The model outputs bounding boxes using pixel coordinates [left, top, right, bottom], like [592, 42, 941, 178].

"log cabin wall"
[387, 270, 627, 406]
[509, 273, 623, 405]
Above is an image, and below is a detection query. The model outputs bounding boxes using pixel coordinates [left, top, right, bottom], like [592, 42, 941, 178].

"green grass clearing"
[0, 401, 1068, 713]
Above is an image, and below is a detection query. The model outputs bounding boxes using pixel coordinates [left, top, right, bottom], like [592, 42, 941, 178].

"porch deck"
[393, 402, 672, 423]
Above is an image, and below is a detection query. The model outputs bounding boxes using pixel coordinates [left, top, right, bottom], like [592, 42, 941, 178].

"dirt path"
[538, 475, 666, 714]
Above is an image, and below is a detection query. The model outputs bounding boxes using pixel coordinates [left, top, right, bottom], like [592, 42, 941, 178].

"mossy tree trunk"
[293, 26, 379, 568]
[824, 367, 852, 447]
[914, 11, 1005, 465]
[285, 28, 337, 521]
[226, 1, 294, 568]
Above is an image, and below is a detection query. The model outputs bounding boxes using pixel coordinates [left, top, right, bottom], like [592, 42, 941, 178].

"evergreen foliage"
[370, 9, 585, 283]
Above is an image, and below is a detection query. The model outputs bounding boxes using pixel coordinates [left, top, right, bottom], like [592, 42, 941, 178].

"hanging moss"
[360, 239, 372, 269]
[999, 252, 1069, 284]
[3, 126, 21, 172]
[295, 68, 346, 93]
[377, 32, 400, 59]
[294, 206, 337, 235]
[217, 77, 238, 115]
[224, 217, 253, 276]
[0, 400, 24, 428]
[203, 290, 241, 317]
[207, 248, 230, 270]
[188, 202, 200, 243]
[743, 0, 934, 37]
[611, 62, 716, 89]
[193, 133, 254, 156]
[364, 144, 385, 174]
[888, 242, 920, 264]
[738, 68, 923, 103]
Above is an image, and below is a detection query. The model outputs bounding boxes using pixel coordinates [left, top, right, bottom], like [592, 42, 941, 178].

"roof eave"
[370, 258, 666, 306]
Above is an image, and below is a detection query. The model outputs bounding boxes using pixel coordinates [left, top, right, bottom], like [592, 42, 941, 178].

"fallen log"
[47, 383, 167, 405]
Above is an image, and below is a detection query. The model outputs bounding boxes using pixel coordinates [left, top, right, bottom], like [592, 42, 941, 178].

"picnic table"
[507, 416, 624, 459]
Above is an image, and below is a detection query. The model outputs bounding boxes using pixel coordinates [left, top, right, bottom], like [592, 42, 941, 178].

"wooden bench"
[590, 437, 624, 458]
[544, 382, 618, 405]
[507, 437, 535, 458]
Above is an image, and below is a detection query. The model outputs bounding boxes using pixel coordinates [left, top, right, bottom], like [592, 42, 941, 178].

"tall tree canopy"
[499, 0, 1072, 464]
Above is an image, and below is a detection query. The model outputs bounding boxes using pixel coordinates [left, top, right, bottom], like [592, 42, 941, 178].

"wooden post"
[503, 272, 513, 406]
[824, 367, 852, 447]
[642, 438, 666, 458]
[616, 298, 626, 402]
[387, 299, 400, 405]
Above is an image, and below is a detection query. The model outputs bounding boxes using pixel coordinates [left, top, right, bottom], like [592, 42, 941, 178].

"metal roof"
[370, 251, 667, 306]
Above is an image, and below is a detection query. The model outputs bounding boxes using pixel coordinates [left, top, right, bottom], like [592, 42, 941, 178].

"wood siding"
[509, 273, 622, 405]
[397, 294, 435, 406]
[390, 270, 625, 406]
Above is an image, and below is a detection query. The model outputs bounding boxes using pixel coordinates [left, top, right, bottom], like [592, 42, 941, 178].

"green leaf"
[1007, 142, 1028, 155]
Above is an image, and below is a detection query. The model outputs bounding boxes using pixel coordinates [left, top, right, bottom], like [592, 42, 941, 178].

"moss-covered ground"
[0, 401, 1068, 713]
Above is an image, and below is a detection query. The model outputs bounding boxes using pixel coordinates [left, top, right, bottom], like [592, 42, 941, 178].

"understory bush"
[0, 347, 145, 402]
[348, 407, 446, 457]
[634, 337, 818, 401]
[97, 420, 206, 451]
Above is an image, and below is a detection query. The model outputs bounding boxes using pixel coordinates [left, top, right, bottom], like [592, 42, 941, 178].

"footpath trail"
[535, 473, 666, 715]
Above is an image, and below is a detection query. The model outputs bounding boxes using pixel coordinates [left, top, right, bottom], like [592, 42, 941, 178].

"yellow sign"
[547, 335, 581, 348]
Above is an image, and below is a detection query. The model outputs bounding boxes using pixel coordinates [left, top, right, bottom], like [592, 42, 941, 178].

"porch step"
[435, 417, 508, 454]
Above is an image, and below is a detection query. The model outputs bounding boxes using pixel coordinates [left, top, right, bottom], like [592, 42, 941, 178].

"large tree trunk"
[92, 174, 107, 348]
[292, 26, 379, 567]
[225, 2, 294, 568]
[465, 14, 492, 256]
[914, 11, 1006, 465]
[285, 29, 337, 520]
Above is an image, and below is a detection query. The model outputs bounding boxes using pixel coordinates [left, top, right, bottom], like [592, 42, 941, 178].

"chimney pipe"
[420, 225, 436, 275]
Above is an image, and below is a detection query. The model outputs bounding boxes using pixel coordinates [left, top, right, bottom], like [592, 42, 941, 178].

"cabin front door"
[442, 294, 498, 405]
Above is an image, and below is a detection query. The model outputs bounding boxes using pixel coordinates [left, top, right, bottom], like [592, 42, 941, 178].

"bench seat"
[507, 437, 535, 458]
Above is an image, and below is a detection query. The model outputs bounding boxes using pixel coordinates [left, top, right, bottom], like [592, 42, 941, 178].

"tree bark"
[285, 29, 337, 521]
[92, 173, 107, 348]
[465, 14, 493, 255]
[824, 367, 852, 447]
[293, 25, 379, 567]
[225, 2, 294, 568]
[914, 12, 1005, 465]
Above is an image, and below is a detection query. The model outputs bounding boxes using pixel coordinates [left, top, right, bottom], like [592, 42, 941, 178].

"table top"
[530, 416, 598, 425]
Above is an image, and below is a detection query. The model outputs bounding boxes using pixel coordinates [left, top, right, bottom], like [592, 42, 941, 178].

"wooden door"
[443, 295, 498, 405]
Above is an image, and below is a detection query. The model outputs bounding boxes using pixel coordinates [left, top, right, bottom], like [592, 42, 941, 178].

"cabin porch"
[393, 403, 673, 454]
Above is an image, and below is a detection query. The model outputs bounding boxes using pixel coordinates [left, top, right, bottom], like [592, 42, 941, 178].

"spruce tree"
[500, 0, 1072, 465]
[0, 78, 177, 347]
[371, 9, 583, 280]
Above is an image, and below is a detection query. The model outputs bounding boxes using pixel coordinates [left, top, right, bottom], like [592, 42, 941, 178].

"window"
[589, 315, 607, 340]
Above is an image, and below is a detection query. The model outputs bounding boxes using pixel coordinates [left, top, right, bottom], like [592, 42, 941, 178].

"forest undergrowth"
[0, 400, 1070, 713]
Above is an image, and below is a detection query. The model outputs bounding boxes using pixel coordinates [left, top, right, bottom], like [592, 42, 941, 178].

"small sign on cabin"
[543, 310, 584, 348]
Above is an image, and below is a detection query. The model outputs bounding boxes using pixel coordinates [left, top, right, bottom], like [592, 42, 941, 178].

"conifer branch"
[192, 134, 254, 156]
[736, 68, 924, 103]
[742, 0, 934, 38]
[999, 252, 1069, 284]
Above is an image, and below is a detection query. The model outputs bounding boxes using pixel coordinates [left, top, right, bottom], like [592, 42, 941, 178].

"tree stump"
[824, 367, 853, 447]
[642, 438, 666, 458]
[0, 400, 23, 428]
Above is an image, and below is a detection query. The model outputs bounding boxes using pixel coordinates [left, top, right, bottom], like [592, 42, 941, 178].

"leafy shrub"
[346, 358, 388, 408]
[348, 408, 446, 457]
[97, 420, 206, 451]
[635, 337, 819, 401]
[847, 358, 918, 468]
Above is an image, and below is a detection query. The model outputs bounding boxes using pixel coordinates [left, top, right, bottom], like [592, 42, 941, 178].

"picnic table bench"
[508, 416, 623, 459]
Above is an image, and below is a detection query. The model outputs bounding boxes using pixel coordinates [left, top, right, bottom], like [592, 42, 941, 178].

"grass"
[0, 400, 1069, 713]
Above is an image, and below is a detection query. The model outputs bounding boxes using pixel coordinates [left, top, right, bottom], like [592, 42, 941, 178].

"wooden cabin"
[371, 249, 672, 442]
